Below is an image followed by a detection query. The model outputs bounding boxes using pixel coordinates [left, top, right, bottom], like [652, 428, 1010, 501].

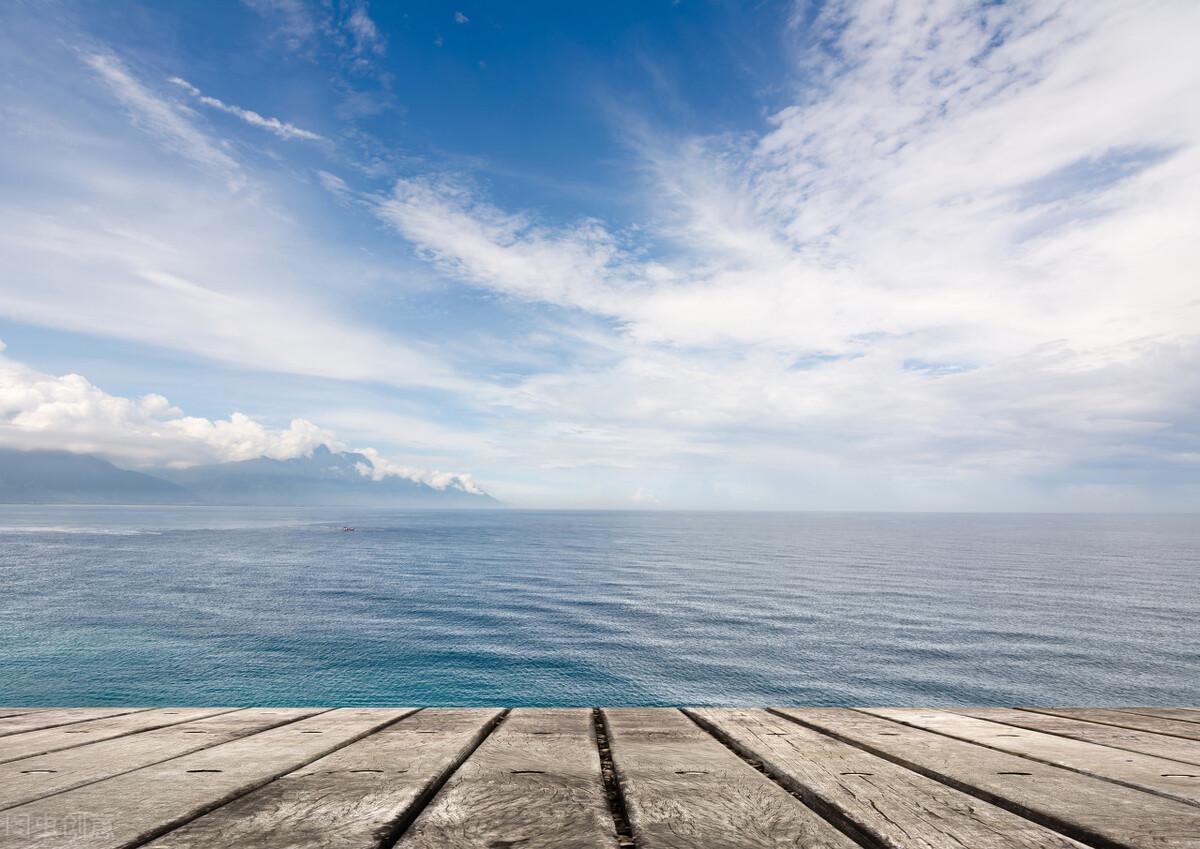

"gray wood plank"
[691, 707, 1088, 849]
[1119, 708, 1200, 725]
[777, 708, 1200, 849]
[140, 708, 503, 849]
[1026, 708, 1200, 741]
[0, 708, 412, 849]
[393, 708, 615, 849]
[0, 708, 146, 738]
[0, 707, 236, 764]
[604, 708, 854, 849]
[862, 708, 1200, 807]
[0, 708, 324, 811]
[957, 708, 1200, 765]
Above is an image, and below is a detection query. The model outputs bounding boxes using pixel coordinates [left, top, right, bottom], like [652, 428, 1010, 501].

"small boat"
[341, 526, 355, 532]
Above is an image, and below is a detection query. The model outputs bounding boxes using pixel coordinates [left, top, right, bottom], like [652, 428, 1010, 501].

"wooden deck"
[0, 707, 1198, 848]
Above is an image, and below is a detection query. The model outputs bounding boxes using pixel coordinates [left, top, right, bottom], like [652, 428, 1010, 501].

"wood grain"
[393, 708, 615, 849]
[140, 708, 502, 849]
[0, 708, 146, 738]
[1115, 708, 1200, 726]
[0, 707, 235, 764]
[957, 708, 1200, 765]
[1025, 709, 1200, 741]
[863, 708, 1200, 805]
[692, 707, 1088, 849]
[0, 708, 323, 811]
[603, 708, 854, 849]
[777, 708, 1200, 848]
[0, 708, 412, 849]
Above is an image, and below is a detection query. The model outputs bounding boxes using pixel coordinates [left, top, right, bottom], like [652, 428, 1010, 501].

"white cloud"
[0, 342, 485, 491]
[83, 53, 241, 182]
[169, 77, 323, 142]
[345, 3, 385, 56]
[353, 447, 483, 494]
[1, 44, 469, 394]
[454, 11, 469, 25]
[368, 0, 1200, 507]
[630, 487, 660, 505]
[243, 0, 318, 52]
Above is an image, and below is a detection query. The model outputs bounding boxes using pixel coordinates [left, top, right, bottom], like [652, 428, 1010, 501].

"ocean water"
[0, 506, 1197, 706]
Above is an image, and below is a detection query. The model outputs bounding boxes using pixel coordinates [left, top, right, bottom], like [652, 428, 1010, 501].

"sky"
[0, 0, 1198, 510]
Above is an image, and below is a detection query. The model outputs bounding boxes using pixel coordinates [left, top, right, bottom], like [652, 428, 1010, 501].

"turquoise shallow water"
[0, 507, 1197, 706]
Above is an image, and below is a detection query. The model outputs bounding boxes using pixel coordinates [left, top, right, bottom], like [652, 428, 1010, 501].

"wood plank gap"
[374, 708, 509, 849]
[0, 708, 243, 765]
[593, 709, 637, 849]
[1117, 709, 1200, 727]
[767, 709, 1131, 849]
[392, 708, 617, 849]
[1019, 709, 1200, 742]
[119, 709, 423, 849]
[0, 708, 336, 814]
[961, 709, 1200, 765]
[0, 708, 151, 738]
[680, 709, 877, 849]
[854, 708, 1200, 809]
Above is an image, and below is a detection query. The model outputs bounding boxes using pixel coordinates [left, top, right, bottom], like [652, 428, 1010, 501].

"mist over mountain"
[156, 446, 498, 507]
[0, 446, 498, 507]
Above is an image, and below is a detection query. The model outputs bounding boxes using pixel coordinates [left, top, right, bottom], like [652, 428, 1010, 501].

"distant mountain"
[0, 448, 196, 504]
[156, 445, 499, 507]
[0, 445, 498, 507]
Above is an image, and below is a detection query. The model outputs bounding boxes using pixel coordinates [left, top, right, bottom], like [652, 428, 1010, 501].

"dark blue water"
[1, 507, 1197, 706]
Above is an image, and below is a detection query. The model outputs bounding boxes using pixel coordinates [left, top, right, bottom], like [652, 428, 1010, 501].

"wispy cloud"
[345, 2, 385, 56]
[83, 53, 241, 179]
[169, 77, 323, 142]
[367, 0, 1200, 506]
[4, 45, 468, 394]
[242, 0, 318, 53]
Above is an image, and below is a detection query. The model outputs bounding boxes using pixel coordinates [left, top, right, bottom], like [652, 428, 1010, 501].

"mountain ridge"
[0, 446, 498, 507]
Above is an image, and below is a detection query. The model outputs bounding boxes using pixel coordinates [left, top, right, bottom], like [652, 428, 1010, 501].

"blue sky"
[1, 0, 1198, 509]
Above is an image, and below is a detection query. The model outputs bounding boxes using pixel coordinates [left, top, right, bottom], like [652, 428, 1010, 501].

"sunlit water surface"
[1, 507, 1197, 705]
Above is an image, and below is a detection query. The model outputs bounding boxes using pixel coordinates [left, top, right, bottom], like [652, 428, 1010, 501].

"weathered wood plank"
[0, 708, 412, 849]
[393, 708, 615, 849]
[691, 707, 1088, 849]
[0, 711, 44, 721]
[604, 708, 854, 849]
[1118, 708, 1200, 726]
[958, 708, 1200, 765]
[777, 708, 1200, 849]
[0, 708, 324, 811]
[862, 708, 1200, 807]
[139, 708, 502, 849]
[0, 707, 235, 764]
[1026, 708, 1200, 741]
[0, 708, 146, 738]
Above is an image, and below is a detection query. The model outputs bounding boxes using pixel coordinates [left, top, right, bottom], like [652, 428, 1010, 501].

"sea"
[1, 506, 1197, 706]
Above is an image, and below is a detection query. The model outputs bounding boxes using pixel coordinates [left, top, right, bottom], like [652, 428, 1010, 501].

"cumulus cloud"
[169, 77, 323, 142]
[0, 342, 485, 491]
